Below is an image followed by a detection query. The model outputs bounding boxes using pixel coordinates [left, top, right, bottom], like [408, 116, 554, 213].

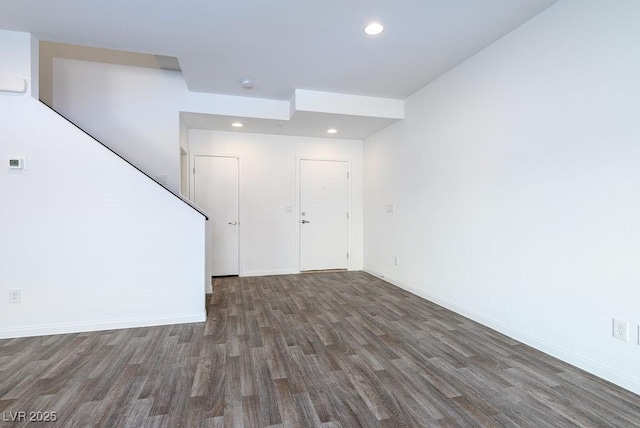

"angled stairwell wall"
[0, 30, 207, 339]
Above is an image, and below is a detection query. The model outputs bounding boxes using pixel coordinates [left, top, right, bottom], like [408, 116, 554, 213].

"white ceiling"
[0, 0, 558, 101]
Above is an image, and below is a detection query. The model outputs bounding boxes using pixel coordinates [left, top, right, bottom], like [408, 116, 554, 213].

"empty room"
[1, 0, 640, 426]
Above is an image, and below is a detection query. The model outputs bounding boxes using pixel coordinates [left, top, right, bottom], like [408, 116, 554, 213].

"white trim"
[363, 267, 640, 396]
[0, 313, 206, 340]
[296, 156, 352, 273]
[241, 269, 299, 278]
[237, 155, 244, 277]
[295, 157, 301, 272]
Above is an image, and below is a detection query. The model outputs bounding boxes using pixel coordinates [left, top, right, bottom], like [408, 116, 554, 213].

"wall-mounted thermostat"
[8, 157, 25, 170]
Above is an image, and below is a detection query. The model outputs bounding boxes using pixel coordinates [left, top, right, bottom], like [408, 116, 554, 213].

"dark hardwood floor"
[1, 271, 639, 427]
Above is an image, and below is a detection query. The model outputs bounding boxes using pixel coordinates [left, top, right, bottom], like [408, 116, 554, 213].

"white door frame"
[191, 153, 243, 277]
[295, 156, 352, 273]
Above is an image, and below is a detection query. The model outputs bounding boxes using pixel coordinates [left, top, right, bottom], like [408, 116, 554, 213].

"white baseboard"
[238, 267, 362, 279]
[240, 269, 299, 278]
[363, 267, 640, 396]
[0, 313, 206, 340]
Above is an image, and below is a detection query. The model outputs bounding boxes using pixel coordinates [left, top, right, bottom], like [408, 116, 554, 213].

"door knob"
[228, 221, 238, 225]
[301, 220, 311, 224]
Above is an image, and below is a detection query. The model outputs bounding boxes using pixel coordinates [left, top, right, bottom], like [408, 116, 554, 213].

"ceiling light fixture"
[241, 79, 254, 89]
[232, 122, 243, 128]
[364, 22, 384, 36]
[327, 128, 338, 134]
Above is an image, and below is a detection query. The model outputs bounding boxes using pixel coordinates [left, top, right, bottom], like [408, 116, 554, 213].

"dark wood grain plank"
[1, 271, 639, 427]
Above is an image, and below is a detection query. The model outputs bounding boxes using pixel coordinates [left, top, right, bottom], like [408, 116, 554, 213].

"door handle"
[228, 221, 238, 225]
[301, 220, 311, 224]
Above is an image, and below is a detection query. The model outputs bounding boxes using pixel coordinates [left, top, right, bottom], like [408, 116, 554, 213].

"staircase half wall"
[0, 31, 207, 338]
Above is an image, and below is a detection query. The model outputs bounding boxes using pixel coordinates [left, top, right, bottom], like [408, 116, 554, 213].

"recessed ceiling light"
[364, 22, 384, 36]
[327, 128, 338, 134]
[232, 122, 243, 128]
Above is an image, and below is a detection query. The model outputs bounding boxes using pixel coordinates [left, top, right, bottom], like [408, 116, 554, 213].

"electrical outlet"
[394, 256, 399, 266]
[8, 289, 21, 304]
[612, 318, 628, 341]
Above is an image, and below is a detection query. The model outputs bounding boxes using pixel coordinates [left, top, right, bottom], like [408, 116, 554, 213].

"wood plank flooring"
[1, 271, 639, 427]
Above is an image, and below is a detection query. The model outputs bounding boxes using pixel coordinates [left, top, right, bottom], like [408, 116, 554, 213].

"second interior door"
[194, 155, 239, 276]
[300, 159, 349, 271]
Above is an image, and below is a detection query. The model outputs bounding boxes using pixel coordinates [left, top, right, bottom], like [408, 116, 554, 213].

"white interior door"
[300, 159, 349, 271]
[194, 155, 239, 276]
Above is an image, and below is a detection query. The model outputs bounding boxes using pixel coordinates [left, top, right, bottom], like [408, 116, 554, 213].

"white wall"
[0, 31, 35, 98]
[364, 0, 640, 394]
[50, 57, 368, 289]
[52, 59, 295, 195]
[189, 130, 364, 280]
[0, 31, 207, 338]
[53, 58, 187, 192]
